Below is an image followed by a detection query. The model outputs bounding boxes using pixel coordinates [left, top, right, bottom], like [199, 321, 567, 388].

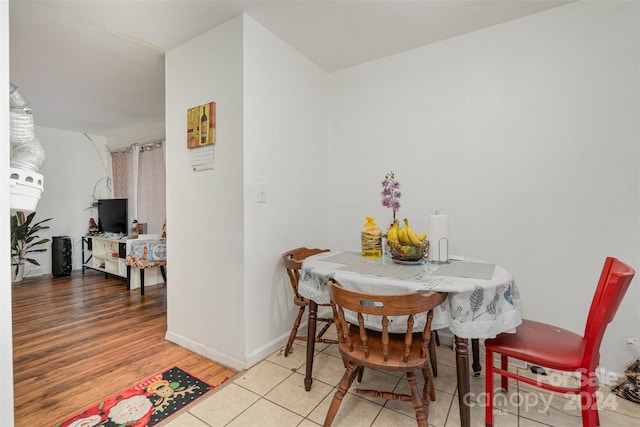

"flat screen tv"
[97, 198, 128, 235]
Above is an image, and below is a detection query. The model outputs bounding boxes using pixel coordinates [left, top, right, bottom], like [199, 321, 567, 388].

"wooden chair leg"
[315, 319, 339, 345]
[317, 318, 333, 338]
[422, 362, 436, 402]
[323, 361, 359, 427]
[407, 371, 428, 427]
[285, 306, 307, 357]
[429, 331, 438, 377]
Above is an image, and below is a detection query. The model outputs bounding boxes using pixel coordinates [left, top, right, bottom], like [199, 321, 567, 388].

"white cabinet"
[82, 236, 127, 278]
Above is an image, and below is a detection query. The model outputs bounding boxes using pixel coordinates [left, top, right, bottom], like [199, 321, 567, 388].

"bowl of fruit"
[386, 219, 429, 263]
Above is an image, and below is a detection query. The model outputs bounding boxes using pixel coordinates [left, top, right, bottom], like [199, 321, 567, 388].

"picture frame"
[187, 102, 216, 148]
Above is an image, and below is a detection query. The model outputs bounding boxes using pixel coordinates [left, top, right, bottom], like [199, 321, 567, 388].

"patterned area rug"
[52, 366, 227, 427]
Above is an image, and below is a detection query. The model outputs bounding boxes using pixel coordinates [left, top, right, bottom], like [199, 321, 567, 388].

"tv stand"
[82, 235, 127, 278]
[82, 235, 165, 291]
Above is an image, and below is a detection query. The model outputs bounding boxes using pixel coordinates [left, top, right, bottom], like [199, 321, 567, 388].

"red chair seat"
[486, 319, 586, 371]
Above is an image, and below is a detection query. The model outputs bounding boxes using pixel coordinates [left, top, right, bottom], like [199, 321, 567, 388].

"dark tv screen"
[98, 198, 128, 235]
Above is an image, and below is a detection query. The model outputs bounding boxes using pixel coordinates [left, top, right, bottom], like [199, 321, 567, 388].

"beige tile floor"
[165, 332, 640, 427]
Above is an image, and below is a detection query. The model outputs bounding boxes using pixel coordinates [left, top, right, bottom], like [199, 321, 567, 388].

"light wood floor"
[12, 270, 237, 426]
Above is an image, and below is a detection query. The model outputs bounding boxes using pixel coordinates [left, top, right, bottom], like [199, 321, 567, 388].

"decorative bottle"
[200, 106, 208, 144]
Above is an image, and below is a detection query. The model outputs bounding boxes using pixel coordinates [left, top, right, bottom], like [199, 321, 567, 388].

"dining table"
[298, 250, 522, 427]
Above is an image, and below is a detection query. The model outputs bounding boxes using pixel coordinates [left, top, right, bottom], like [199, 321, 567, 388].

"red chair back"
[582, 257, 635, 369]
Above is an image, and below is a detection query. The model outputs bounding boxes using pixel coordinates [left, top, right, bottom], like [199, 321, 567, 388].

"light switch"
[257, 183, 267, 203]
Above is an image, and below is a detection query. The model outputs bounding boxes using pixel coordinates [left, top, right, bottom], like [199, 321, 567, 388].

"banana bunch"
[387, 218, 426, 246]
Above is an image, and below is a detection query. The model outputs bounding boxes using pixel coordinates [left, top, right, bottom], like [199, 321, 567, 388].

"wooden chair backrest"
[282, 247, 330, 296]
[328, 279, 446, 363]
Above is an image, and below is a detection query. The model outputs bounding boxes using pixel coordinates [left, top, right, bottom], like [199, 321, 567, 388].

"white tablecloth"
[298, 251, 522, 339]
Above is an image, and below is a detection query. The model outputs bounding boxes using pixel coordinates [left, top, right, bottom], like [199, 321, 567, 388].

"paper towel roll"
[428, 214, 449, 263]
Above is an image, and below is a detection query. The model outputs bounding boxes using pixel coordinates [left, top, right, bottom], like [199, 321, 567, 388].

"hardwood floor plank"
[13, 270, 237, 426]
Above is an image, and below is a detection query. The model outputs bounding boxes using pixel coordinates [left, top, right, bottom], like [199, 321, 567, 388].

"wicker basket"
[388, 240, 429, 262]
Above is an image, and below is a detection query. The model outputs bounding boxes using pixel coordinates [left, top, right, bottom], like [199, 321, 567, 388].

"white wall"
[22, 127, 109, 276]
[164, 16, 247, 369]
[243, 16, 329, 364]
[0, 2, 15, 423]
[106, 121, 166, 150]
[327, 1, 639, 375]
[164, 15, 329, 369]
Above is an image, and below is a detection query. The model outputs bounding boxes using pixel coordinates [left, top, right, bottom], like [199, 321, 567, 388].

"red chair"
[485, 257, 635, 427]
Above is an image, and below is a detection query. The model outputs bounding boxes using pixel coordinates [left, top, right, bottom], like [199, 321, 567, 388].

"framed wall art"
[187, 102, 216, 148]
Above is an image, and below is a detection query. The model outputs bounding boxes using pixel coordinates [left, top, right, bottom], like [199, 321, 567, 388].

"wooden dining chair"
[282, 247, 337, 357]
[485, 257, 635, 427]
[324, 279, 447, 427]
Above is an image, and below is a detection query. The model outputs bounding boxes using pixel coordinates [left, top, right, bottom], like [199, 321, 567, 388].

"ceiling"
[9, 0, 572, 137]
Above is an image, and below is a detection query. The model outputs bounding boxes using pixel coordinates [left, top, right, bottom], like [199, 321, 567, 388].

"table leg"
[140, 269, 145, 295]
[127, 265, 131, 290]
[472, 338, 481, 376]
[455, 336, 471, 427]
[304, 300, 318, 391]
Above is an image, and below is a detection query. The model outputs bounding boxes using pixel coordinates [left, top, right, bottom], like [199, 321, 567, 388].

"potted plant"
[11, 211, 52, 282]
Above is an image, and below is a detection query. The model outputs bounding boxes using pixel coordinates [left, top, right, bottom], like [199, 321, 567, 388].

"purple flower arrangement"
[381, 171, 401, 224]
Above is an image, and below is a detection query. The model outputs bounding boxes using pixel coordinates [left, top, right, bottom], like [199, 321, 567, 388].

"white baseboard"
[164, 330, 246, 371]
[165, 328, 294, 372]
